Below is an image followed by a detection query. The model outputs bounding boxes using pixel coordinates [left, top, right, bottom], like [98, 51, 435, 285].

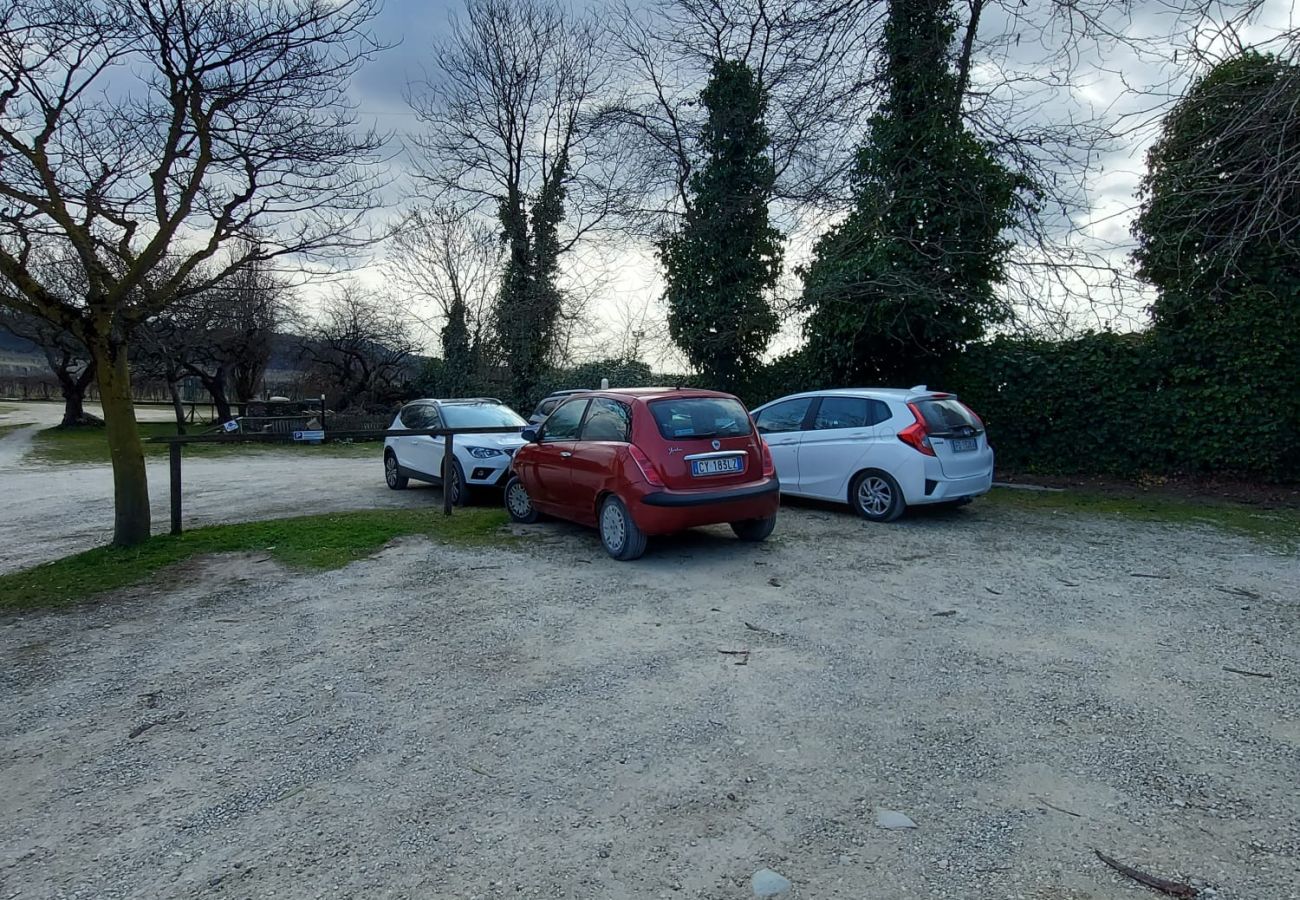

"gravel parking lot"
[2, 498, 1297, 899]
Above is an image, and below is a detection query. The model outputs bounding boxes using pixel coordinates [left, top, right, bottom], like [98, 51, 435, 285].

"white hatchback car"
[384, 398, 527, 505]
[750, 387, 994, 521]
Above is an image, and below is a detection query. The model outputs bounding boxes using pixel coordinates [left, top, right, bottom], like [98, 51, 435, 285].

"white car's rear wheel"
[384, 452, 408, 490]
[851, 470, 905, 522]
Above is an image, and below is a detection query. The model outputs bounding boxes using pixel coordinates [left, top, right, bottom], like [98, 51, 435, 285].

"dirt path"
[2, 502, 1296, 899]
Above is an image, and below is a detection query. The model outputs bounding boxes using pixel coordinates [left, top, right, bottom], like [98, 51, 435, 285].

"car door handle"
[560, 451, 572, 458]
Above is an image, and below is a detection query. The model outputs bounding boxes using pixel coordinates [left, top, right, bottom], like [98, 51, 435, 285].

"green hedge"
[948, 309, 1300, 481]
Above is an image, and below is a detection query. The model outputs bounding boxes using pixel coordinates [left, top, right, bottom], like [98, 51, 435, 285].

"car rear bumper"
[630, 477, 781, 534]
[913, 470, 993, 504]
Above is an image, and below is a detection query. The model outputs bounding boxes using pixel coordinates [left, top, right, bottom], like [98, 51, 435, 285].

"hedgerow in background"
[799, 0, 1023, 387]
[660, 59, 782, 394]
[948, 333, 1161, 477]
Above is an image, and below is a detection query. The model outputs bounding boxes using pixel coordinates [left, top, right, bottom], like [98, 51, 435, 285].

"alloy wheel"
[857, 476, 893, 517]
[385, 456, 398, 487]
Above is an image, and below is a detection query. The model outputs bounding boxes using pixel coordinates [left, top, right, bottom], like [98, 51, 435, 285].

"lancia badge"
[711, 439, 721, 450]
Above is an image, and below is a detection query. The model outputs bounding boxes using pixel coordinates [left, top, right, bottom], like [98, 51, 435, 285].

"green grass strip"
[0, 507, 511, 612]
[985, 486, 1300, 550]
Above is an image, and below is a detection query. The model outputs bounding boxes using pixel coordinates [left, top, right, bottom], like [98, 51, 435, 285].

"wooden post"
[443, 431, 455, 517]
[169, 441, 183, 535]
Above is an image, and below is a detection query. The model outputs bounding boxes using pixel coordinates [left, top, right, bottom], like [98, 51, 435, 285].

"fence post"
[169, 441, 183, 535]
[443, 431, 455, 516]
[320, 395, 327, 433]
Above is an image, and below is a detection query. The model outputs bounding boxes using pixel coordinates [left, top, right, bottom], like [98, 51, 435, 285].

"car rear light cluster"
[898, 403, 936, 456]
[760, 438, 775, 477]
[628, 444, 665, 486]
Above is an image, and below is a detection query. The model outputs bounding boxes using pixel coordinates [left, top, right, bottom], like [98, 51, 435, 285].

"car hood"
[457, 431, 527, 450]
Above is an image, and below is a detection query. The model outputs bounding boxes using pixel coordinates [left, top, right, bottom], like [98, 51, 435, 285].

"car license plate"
[691, 456, 743, 477]
[951, 438, 977, 453]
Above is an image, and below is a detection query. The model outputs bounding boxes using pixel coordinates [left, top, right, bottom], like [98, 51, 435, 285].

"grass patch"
[27, 422, 378, 465]
[985, 486, 1300, 550]
[0, 507, 511, 612]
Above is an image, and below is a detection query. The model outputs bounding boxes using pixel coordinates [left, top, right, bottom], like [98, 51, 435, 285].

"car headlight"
[465, 446, 504, 459]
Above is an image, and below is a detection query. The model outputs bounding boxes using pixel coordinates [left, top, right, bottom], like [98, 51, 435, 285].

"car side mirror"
[520, 426, 541, 443]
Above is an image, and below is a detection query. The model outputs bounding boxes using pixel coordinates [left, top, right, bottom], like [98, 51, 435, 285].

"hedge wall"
[948, 311, 1300, 481]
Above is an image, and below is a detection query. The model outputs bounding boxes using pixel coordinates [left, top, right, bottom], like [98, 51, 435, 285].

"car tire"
[850, 469, 905, 522]
[384, 451, 408, 490]
[443, 458, 469, 507]
[731, 514, 777, 542]
[504, 475, 540, 524]
[599, 495, 647, 561]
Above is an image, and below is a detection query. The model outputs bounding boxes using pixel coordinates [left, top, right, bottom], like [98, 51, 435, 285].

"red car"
[505, 388, 780, 560]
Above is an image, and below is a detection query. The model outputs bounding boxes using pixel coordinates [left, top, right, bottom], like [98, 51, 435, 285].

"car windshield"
[439, 403, 526, 429]
[915, 398, 980, 433]
[648, 397, 751, 439]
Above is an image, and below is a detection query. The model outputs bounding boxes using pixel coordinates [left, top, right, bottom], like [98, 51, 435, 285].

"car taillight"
[899, 403, 936, 456]
[760, 438, 775, 477]
[628, 444, 665, 487]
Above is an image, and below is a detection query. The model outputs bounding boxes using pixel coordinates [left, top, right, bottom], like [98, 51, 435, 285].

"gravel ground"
[0, 402, 423, 574]
[2, 500, 1297, 899]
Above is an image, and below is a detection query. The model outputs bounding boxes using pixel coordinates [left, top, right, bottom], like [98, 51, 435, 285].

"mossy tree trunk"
[90, 337, 151, 546]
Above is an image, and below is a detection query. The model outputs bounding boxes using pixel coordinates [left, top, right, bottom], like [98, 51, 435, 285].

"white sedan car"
[384, 398, 527, 505]
[750, 387, 994, 522]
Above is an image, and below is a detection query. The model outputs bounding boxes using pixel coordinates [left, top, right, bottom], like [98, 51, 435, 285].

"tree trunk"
[57, 372, 87, 427]
[167, 378, 188, 435]
[90, 337, 151, 547]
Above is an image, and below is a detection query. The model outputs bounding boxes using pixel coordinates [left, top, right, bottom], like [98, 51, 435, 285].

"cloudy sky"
[337, 0, 1298, 364]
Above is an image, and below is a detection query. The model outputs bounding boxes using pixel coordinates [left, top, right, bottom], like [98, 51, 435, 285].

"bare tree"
[387, 207, 502, 395]
[599, 0, 882, 238]
[406, 0, 626, 405]
[301, 285, 418, 411]
[0, 0, 385, 545]
[0, 307, 96, 426]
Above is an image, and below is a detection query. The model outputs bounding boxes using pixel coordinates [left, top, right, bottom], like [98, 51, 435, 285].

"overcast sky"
[335, 0, 1298, 364]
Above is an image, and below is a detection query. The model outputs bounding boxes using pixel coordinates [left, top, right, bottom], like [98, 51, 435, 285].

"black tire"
[384, 451, 408, 490]
[503, 475, 540, 524]
[598, 495, 647, 561]
[850, 469, 905, 522]
[443, 458, 469, 507]
[731, 514, 777, 542]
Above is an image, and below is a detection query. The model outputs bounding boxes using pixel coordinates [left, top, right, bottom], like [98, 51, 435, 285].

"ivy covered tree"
[1134, 50, 1300, 326]
[660, 59, 782, 392]
[1133, 50, 1300, 478]
[799, 0, 1022, 385]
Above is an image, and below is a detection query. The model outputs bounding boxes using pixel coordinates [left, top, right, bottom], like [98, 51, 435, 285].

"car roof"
[580, 386, 741, 402]
[405, 397, 505, 406]
[756, 387, 953, 405]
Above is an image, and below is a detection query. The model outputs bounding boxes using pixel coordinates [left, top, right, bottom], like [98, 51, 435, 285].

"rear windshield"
[440, 403, 526, 429]
[915, 398, 980, 434]
[648, 397, 752, 440]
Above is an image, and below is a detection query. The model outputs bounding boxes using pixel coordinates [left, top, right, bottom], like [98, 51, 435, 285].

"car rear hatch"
[912, 395, 990, 478]
[643, 396, 762, 491]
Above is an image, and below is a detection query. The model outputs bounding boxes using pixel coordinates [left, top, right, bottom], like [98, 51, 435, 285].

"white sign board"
[222, 419, 240, 433]
[293, 430, 325, 442]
